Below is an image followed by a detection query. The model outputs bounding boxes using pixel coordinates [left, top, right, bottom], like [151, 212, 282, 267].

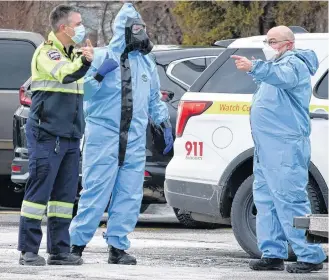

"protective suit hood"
[293, 49, 319, 76]
[109, 3, 142, 54]
[278, 49, 319, 76]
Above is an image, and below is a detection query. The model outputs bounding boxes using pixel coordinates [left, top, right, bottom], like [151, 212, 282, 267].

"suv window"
[171, 57, 215, 86]
[0, 40, 35, 90]
[201, 49, 265, 94]
[315, 71, 328, 99]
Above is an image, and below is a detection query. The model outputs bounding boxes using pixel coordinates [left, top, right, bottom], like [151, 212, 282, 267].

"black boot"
[286, 262, 323, 273]
[19, 252, 46, 266]
[71, 245, 86, 257]
[47, 252, 83, 265]
[249, 258, 285, 271]
[108, 246, 137, 265]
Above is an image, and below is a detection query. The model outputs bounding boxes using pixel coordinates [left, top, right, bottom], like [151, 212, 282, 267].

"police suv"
[165, 32, 328, 259]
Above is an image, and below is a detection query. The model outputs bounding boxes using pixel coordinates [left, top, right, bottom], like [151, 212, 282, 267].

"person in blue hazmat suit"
[69, 2, 174, 265]
[232, 26, 326, 273]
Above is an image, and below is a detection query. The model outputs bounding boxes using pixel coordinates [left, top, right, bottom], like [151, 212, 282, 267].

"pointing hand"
[231, 55, 253, 72]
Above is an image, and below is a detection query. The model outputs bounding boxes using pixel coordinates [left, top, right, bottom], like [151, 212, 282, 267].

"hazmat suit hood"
[278, 49, 319, 76]
[293, 49, 319, 76]
[109, 3, 142, 54]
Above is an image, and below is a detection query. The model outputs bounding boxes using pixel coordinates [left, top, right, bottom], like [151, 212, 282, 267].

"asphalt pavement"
[0, 204, 327, 280]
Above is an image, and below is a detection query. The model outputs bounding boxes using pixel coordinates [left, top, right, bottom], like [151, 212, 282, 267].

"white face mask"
[262, 45, 279, 61]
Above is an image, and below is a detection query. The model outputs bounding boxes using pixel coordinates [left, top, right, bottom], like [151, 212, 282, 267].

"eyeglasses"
[263, 39, 292, 46]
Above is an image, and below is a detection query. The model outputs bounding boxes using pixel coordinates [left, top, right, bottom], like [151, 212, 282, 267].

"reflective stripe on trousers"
[47, 201, 74, 219]
[21, 200, 46, 220]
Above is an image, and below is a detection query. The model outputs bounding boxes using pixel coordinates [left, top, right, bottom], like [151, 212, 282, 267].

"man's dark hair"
[49, 5, 79, 32]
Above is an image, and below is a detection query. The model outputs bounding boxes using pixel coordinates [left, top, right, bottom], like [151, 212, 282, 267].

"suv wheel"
[231, 174, 324, 260]
[173, 208, 219, 229]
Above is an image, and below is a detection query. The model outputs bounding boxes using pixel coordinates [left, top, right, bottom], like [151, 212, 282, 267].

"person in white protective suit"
[232, 26, 326, 274]
[69, 2, 174, 265]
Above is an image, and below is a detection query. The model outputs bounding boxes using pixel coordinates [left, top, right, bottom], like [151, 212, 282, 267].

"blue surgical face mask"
[68, 25, 86, 44]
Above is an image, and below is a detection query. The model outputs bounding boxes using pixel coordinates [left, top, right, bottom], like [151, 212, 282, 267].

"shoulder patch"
[47, 49, 61, 61]
[44, 40, 53, 45]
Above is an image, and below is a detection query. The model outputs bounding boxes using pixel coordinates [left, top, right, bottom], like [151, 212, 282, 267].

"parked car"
[10, 45, 225, 213]
[165, 32, 328, 257]
[0, 29, 44, 207]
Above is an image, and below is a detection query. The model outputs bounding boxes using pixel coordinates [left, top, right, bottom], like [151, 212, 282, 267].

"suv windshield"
[201, 48, 265, 94]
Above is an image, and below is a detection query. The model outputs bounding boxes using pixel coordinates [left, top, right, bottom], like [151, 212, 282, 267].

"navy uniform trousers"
[18, 119, 80, 254]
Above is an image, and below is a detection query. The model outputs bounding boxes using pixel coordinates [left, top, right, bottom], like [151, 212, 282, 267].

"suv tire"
[231, 174, 323, 260]
[173, 207, 219, 229]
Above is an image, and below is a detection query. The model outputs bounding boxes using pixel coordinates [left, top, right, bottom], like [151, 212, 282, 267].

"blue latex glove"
[163, 127, 174, 155]
[97, 57, 118, 77]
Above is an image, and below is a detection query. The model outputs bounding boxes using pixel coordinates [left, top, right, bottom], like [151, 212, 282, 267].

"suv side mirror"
[161, 90, 174, 102]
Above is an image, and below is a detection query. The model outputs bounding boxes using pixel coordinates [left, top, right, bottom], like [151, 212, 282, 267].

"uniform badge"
[141, 73, 148, 82]
[44, 40, 53, 45]
[47, 50, 61, 61]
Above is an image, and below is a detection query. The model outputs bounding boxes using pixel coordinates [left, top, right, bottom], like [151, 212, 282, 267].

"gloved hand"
[163, 127, 174, 155]
[97, 58, 118, 77]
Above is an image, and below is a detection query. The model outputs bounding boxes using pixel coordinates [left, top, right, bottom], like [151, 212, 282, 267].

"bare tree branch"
[101, 2, 109, 45]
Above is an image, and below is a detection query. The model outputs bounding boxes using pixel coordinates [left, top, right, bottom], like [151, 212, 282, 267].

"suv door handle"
[310, 112, 328, 120]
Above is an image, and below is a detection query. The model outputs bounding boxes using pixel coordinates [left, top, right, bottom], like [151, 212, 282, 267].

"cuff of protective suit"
[93, 73, 105, 82]
[81, 56, 92, 66]
[160, 119, 171, 129]
[247, 60, 258, 75]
